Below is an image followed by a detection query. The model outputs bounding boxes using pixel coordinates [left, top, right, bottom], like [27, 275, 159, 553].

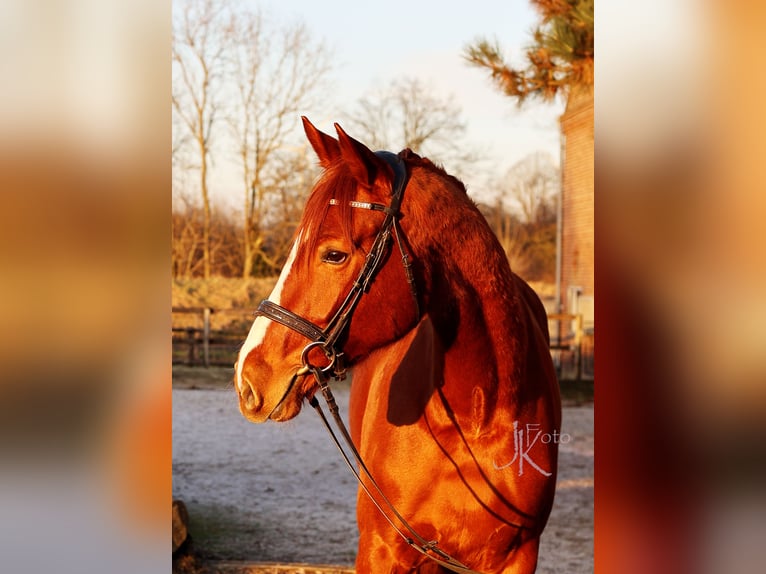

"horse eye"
[321, 250, 348, 265]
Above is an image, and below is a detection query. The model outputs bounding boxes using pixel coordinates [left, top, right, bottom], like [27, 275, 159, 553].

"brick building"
[558, 86, 594, 328]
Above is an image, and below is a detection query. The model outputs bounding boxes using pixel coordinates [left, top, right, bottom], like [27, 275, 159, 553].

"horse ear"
[334, 123, 387, 188]
[302, 116, 340, 168]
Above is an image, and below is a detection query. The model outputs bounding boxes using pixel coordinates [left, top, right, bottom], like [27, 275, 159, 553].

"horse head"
[235, 118, 421, 423]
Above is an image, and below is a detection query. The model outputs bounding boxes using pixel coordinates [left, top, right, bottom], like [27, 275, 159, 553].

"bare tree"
[501, 151, 558, 224]
[347, 76, 480, 176]
[208, 207, 244, 277]
[484, 200, 537, 277]
[172, 194, 205, 279]
[172, 0, 228, 278]
[255, 147, 316, 273]
[172, 196, 245, 278]
[226, 9, 332, 277]
[479, 151, 558, 281]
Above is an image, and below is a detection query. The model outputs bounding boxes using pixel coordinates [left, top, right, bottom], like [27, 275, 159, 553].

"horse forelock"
[295, 162, 358, 272]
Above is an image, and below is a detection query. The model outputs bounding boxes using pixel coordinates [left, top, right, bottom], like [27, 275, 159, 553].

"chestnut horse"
[235, 117, 561, 573]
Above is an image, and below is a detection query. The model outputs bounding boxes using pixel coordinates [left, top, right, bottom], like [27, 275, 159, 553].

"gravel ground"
[172, 387, 592, 572]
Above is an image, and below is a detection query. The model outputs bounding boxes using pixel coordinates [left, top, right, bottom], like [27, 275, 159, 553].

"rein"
[306, 365, 484, 574]
[254, 151, 484, 574]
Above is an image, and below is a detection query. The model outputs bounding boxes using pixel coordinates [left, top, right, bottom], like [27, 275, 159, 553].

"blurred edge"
[2, 0, 765, 573]
[597, 1, 766, 574]
[0, 1, 170, 573]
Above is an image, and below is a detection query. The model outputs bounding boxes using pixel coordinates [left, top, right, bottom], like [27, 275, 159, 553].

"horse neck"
[405, 168, 533, 409]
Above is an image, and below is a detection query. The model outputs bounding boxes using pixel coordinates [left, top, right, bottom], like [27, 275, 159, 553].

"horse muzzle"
[236, 362, 312, 423]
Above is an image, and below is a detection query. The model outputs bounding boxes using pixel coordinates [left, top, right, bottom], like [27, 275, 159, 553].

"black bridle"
[253, 151, 488, 574]
[254, 150, 419, 379]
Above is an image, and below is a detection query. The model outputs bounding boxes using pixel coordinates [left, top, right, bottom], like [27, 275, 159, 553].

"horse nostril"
[241, 384, 263, 412]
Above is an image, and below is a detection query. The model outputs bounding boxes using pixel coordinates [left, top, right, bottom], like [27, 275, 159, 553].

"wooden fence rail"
[547, 313, 593, 381]
[172, 307, 594, 379]
[172, 307, 257, 368]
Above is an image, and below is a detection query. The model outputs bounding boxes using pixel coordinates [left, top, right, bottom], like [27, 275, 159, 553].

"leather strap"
[308, 371, 486, 574]
[256, 300, 326, 343]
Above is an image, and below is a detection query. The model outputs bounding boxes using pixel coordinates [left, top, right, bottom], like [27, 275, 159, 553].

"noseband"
[254, 150, 419, 378]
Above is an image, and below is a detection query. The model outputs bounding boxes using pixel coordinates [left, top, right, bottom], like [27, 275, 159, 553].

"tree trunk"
[242, 174, 261, 278]
[199, 141, 212, 279]
[241, 160, 255, 278]
[242, 223, 253, 278]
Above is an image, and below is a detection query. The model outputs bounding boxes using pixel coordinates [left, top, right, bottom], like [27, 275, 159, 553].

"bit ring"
[300, 341, 336, 374]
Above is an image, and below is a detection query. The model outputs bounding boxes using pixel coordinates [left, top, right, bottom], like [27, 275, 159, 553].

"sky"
[197, 0, 565, 208]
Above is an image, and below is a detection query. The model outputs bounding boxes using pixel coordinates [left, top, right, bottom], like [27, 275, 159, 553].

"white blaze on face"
[236, 233, 302, 390]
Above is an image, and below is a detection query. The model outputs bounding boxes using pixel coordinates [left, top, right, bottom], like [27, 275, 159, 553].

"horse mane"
[295, 149, 470, 272]
[399, 148, 469, 196]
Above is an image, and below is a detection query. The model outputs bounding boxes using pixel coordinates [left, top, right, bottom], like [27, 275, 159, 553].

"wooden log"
[172, 499, 190, 554]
